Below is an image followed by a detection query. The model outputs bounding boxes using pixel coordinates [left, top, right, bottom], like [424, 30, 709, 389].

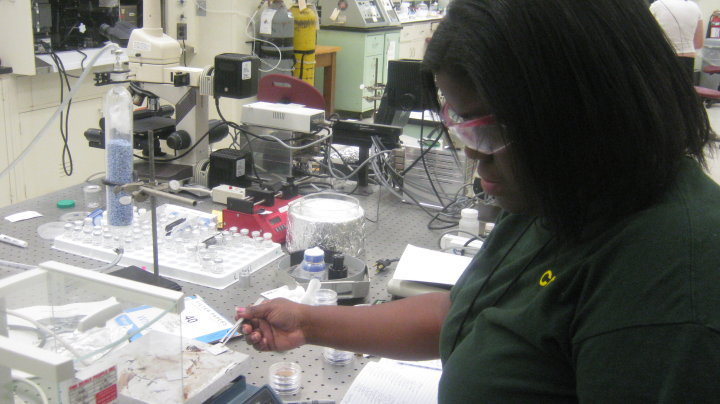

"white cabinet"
[0, 76, 12, 208]
[398, 19, 441, 59]
[0, 73, 106, 208]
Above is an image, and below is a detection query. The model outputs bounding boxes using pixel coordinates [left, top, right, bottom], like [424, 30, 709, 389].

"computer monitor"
[374, 59, 429, 126]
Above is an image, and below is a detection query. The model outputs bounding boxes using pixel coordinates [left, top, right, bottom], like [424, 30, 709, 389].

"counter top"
[399, 15, 444, 24]
[0, 181, 447, 402]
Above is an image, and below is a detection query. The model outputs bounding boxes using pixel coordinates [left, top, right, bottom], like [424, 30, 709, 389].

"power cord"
[374, 258, 399, 273]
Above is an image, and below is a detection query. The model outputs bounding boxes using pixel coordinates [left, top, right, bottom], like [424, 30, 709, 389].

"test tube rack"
[52, 204, 284, 289]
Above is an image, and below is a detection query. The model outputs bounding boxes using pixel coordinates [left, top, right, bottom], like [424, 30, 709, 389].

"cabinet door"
[362, 55, 383, 111]
[0, 0, 35, 75]
[0, 78, 10, 208]
[383, 32, 400, 83]
[15, 99, 105, 201]
[365, 34, 386, 56]
[399, 42, 413, 59]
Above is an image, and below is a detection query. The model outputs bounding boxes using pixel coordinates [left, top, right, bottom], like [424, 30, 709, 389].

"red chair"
[257, 74, 326, 111]
[694, 65, 720, 108]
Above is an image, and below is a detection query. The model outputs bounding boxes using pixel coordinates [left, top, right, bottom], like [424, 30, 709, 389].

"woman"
[237, 0, 720, 401]
[650, 0, 705, 79]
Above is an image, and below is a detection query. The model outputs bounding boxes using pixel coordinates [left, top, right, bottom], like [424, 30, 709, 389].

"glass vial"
[314, 289, 354, 365]
[104, 84, 134, 227]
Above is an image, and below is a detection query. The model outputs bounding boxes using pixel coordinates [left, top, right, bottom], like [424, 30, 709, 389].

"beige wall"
[0, 1, 261, 208]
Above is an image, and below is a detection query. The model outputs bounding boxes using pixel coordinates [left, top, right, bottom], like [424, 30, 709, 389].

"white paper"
[341, 359, 442, 404]
[259, 9, 276, 35]
[330, 8, 340, 21]
[261, 285, 306, 302]
[115, 295, 235, 343]
[387, 40, 397, 61]
[392, 244, 472, 285]
[5, 211, 43, 222]
[379, 357, 442, 371]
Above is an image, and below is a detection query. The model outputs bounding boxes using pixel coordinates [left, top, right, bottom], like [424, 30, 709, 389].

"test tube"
[103, 232, 114, 248]
[232, 232, 243, 247]
[208, 244, 219, 258]
[72, 225, 83, 241]
[262, 232, 274, 248]
[92, 228, 103, 246]
[201, 254, 213, 272]
[238, 266, 251, 288]
[212, 257, 224, 274]
[82, 227, 93, 244]
[63, 223, 73, 239]
[124, 236, 134, 251]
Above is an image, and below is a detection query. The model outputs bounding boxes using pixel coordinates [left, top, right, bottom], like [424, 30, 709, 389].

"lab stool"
[695, 65, 720, 108]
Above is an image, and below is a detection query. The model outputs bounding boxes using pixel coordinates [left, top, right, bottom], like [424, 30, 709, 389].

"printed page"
[341, 359, 442, 404]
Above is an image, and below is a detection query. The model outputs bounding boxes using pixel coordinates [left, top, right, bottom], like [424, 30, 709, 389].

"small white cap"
[461, 208, 479, 219]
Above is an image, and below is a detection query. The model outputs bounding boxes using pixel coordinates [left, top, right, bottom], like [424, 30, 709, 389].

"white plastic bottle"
[300, 246, 326, 280]
[458, 208, 482, 237]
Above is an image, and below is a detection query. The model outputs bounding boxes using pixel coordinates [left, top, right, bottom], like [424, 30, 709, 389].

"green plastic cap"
[57, 199, 76, 209]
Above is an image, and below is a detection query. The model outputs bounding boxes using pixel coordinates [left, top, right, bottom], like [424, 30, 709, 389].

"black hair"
[422, 0, 714, 242]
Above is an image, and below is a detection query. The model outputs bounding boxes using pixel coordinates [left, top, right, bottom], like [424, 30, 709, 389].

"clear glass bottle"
[104, 81, 134, 228]
[314, 289, 354, 365]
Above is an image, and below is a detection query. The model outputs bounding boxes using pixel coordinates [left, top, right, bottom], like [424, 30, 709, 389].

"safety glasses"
[440, 103, 509, 154]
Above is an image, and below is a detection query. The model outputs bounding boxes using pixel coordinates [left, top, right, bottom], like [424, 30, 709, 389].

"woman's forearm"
[300, 292, 451, 360]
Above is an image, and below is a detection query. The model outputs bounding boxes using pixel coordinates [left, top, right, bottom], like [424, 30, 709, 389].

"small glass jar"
[314, 289, 354, 365]
[212, 257, 224, 274]
[268, 362, 302, 396]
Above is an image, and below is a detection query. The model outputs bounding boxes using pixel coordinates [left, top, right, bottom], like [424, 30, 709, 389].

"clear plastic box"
[0, 260, 248, 403]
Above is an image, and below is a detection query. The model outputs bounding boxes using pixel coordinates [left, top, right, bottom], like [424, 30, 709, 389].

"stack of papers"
[387, 244, 473, 297]
[392, 244, 473, 285]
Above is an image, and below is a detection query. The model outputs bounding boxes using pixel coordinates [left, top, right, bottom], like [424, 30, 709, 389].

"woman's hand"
[235, 299, 308, 352]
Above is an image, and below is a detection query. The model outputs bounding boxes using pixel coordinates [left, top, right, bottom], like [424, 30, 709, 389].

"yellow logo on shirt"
[539, 270, 556, 286]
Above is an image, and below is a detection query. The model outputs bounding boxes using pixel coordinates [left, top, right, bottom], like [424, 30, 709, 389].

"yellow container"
[290, 4, 318, 84]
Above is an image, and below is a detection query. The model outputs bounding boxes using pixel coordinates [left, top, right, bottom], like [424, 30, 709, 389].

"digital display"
[269, 217, 282, 225]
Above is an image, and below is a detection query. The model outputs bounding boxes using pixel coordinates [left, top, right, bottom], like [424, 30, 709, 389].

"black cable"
[364, 181, 382, 223]
[399, 125, 443, 176]
[49, 51, 74, 176]
[130, 81, 159, 99]
[367, 135, 458, 225]
[182, 40, 187, 66]
[417, 111, 448, 208]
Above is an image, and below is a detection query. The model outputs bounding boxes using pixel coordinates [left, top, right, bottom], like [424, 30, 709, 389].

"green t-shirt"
[439, 159, 720, 403]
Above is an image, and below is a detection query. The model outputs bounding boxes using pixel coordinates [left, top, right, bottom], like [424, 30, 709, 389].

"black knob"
[328, 254, 348, 280]
[166, 130, 191, 150]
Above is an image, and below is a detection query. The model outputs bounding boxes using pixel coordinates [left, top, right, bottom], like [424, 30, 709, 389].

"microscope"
[85, 0, 258, 186]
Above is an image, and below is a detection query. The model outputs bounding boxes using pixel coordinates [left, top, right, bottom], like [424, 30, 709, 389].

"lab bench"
[0, 182, 446, 402]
